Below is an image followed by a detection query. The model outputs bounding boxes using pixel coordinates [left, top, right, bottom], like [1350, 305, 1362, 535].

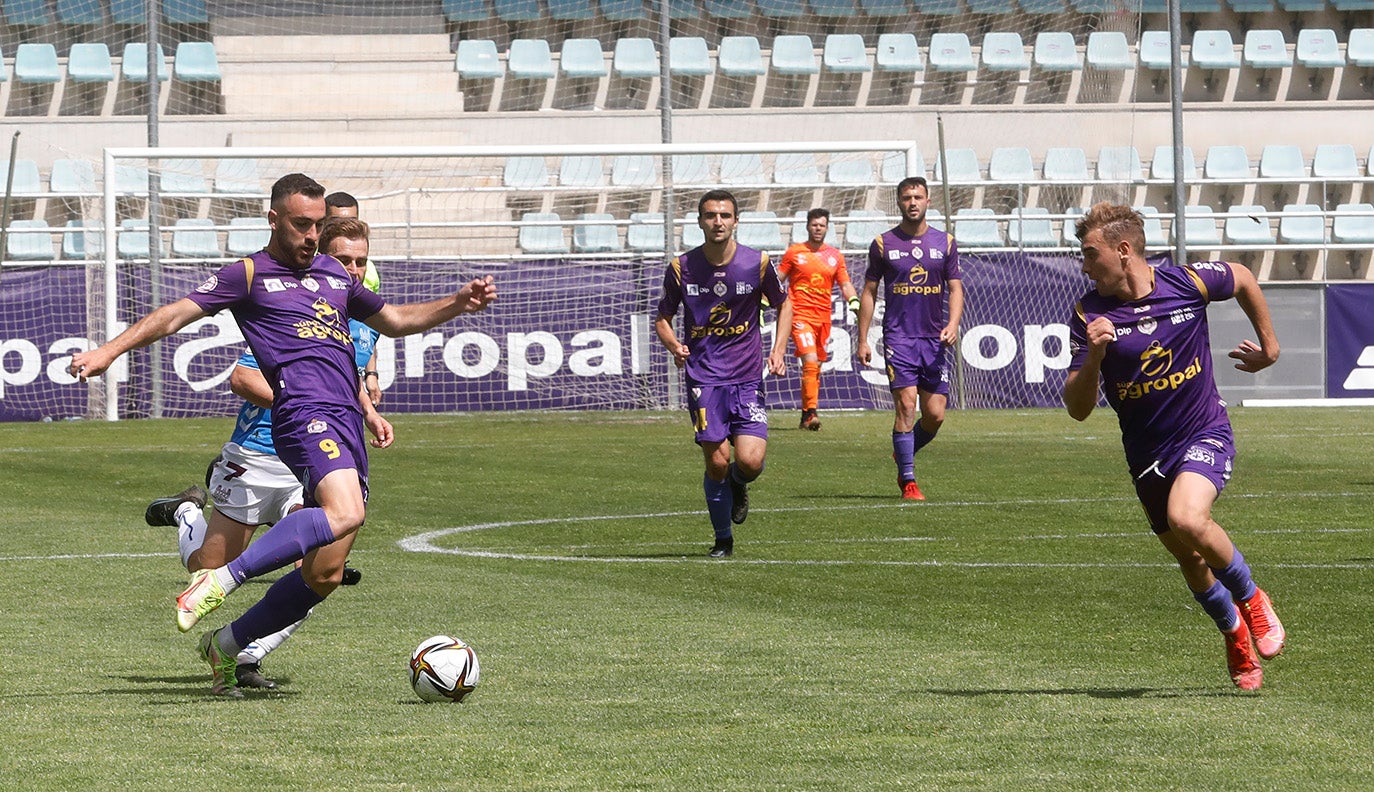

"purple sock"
[912, 423, 938, 454]
[704, 473, 732, 540]
[226, 507, 336, 584]
[1192, 580, 1239, 632]
[892, 431, 915, 482]
[229, 569, 326, 650]
[1209, 546, 1258, 603]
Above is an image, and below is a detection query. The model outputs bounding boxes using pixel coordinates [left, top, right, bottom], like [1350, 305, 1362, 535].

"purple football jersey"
[656, 243, 787, 386]
[1068, 262, 1237, 475]
[866, 225, 961, 340]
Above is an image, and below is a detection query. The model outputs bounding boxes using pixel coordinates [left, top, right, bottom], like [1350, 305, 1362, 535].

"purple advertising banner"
[1, 254, 1091, 421]
[1324, 283, 1374, 397]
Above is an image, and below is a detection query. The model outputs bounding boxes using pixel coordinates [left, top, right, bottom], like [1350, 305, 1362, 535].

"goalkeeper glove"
[848, 296, 860, 319]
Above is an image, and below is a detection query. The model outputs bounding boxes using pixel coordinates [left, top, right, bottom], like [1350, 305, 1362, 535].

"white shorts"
[207, 442, 304, 526]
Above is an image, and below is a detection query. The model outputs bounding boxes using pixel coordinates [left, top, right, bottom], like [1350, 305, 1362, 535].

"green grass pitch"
[1, 407, 1371, 790]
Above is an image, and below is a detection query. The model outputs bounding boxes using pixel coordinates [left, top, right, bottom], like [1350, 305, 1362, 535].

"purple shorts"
[1132, 433, 1235, 534]
[273, 407, 370, 508]
[686, 382, 768, 445]
[882, 336, 950, 394]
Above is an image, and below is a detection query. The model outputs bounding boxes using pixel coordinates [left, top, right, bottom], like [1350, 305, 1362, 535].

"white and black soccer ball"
[409, 635, 480, 703]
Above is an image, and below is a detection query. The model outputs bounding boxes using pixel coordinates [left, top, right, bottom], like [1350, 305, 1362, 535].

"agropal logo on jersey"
[891, 266, 942, 297]
[1115, 340, 1203, 401]
[690, 302, 749, 339]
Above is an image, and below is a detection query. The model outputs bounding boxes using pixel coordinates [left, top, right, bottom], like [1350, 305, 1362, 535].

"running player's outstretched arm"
[365, 276, 497, 337]
[1226, 263, 1280, 373]
[70, 298, 207, 381]
[1063, 316, 1114, 422]
[768, 298, 793, 376]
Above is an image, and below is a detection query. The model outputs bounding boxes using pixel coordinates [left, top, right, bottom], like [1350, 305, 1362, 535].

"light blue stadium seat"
[599, 0, 648, 20]
[559, 155, 604, 188]
[214, 158, 261, 195]
[1192, 29, 1241, 70]
[1204, 145, 1251, 180]
[1333, 203, 1374, 244]
[1043, 147, 1090, 182]
[860, 0, 911, 15]
[988, 147, 1034, 183]
[62, 219, 101, 260]
[57, 0, 103, 24]
[772, 35, 819, 76]
[1331, 0, 1374, 10]
[981, 32, 1029, 72]
[114, 163, 148, 195]
[1034, 31, 1080, 72]
[1278, 204, 1326, 245]
[1242, 30, 1291, 69]
[934, 148, 982, 184]
[165, 0, 209, 23]
[1296, 29, 1344, 68]
[875, 33, 922, 73]
[737, 211, 783, 250]
[573, 213, 621, 254]
[774, 153, 821, 185]
[681, 214, 704, 248]
[52, 158, 98, 194]
[666, 0, 702, 18]
[811, 0, 857, 16]
[669, 37, 713, 76]
[756, 0, 805, 18]
[5, 0, 50, 25]
[121, 43, 171, 83]
[1139, 31, 1185, 70]
[914, 0, 962, 12]
[159, 158, 208, 194]
[823, 34, 870, 74]
[15, 44, 61, 84]
[518, 212, 569, 255]
[1174, 206, 1223, 246]
[0, 159, 43, 196]
[1062, 206, 1086, 246]
[953, 208, 1003, 248]
[627, 212, 667, 252]
[828, 157, 874, 185]
[1086, 31, 1132, 70]
[443, 0, 492, 20]
[68, 43, 114, 83]
[509, 39, 556, 79]
[614, 38, 658, 78]
[844, 210, 889, 247]
[171, 218, 220, 258]
[1180, 0, 1222, 9]
[117, 218, 167, 258]
[6, 219, 54, 260]
[1151, 145, 1199, 179]
[1348, 29, 1374, 68]
[1227, 0, 1275, 11]
[883, 148, 927, 182]
[548, 0, 596, 19]
[968, 0, 1015, 11]
[1096, 146, 1143, 182]
[494, 0, 541, 22]
[672, 154, 712, 185]
[1021, 0, 1069, 11]
[226, 217, 269, 255]
[1312, 144, 1358, 178]
[1277, 0, 1327, 8]
[1258, 144, 1306, 179]
[929, 33, 976, 73]
[720, 153, 765, 186]
[1068, 0, 1118, 9]
[174, 42, 221, 82]
[719, 36, 766, 77]
[1137, 206, 1168, 247]
[1224, 205, 1276, 245]
[611, 154, 657, 187]
[1008, 208, 1057, 248]
[504, 156, 550, 188]
[110, 0, 145, 23]
[456, 40, 503, 79]
[701, 0, 752, 18]
[561, 39, 607, 79]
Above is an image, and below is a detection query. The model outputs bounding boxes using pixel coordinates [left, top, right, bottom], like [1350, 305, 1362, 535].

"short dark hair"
[318, 217, 370, 254]
[896, 176, 928, 201]
[806, 207, 830, 223]
[698, 189, 738, 216]
[270, 173, 325, 206]
[325, 191, 358, 211]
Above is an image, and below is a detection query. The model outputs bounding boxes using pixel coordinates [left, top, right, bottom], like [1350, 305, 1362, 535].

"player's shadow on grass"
[927, 686, 1230, 700]
[791, 492, 912, 502]
[113, 673, 298, 699]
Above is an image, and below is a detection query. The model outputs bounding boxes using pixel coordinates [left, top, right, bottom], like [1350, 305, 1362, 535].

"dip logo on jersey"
[293, 297, 353, 344]
[892, 265, 941, 296]
[1116, 340, 1203, 401]
[690, 302, 750, 339]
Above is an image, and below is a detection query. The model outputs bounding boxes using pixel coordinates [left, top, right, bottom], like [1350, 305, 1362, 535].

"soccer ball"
[409, 635, 480, 703]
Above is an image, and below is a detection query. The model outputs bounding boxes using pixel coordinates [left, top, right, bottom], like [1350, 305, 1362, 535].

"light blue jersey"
[227, 319, 381, 455]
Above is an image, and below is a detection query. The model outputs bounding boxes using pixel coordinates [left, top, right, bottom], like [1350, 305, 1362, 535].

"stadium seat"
[68, 43, 114, 83]
[811, 0, 856, 16]
[953, 208, 1003, 247]
[1137, 206, 1168, 247]
[772, 35, 819, 76]
[1086, 31, 1132, 71]
[666, 0, 702, 18]
[1138, 30, 1185, 71]
[669, 37, 713, 76]
[981, 32, 1029, 72]
[719, 36, 766, 77]
[1204, 145, 1251, 180]
[61, 219, 100, 260]
[701, 0, 752, 18]
[1097, 146, 1144, 181]
[1348, 29, 1374, 68]
[681, 214, 704, 248]
[915, 0, 962, 12]
[968, 0, 1015, 11]
[15, 43, 60, 84]
[929, 33, 976, 73]
[116, 218, 167, 259]
[614, 38, 659, 79]
[988, 147, 1034, 183]
[720, 153, 765, 186]
[611, 154, 657, 188]
[1278, 204, 1327, 246]
[171, 218, 220, 258]
[1313, 144, 1358, 178]
[1061, 206, 1086, 246]
[1034, 32, 1080, 72]
[860, 0, 910, 14]
[494, 0, 542, 22]
[6, 219, 54, 260]
[1223, 205, 1276, 245]
[0, 159, 44, 196]
[51, 158, 98, 195]
[174, 42, 221, 83]
[518, 212, 569, 255]
[573, 213, 621, 254]
[1296, 29, 1344, 68]
[1333, 204, 1374, 244]
[737, 211, 784, 250]
[672, 154, 713, 185]
[1227, 0, 1275, 11]
[599, 0, 649, 20]
[1258, 144, 1306, 180]
[934, 148, 982, 184]
[875, 33, 922, 73]
[843, 210, 888, 248]
[1007, 208, 1057, 248]
[214, 158, 261, 195]
[882, 149, 927, 182]
[1043, 147, 1090, 182]
[509, 39, 556, 79]
[548, 0, 597, 20]
[558, 155, 605, 188]
[627, 213, 667, 253]
[1174, 206, 1223, 247]
[503, 156, 550, 188]
[56, 0, 103, 25]
[1277, 0, 1326, 8]
[1242, 30, 1291, 70]
[165, 0, 209, 23]
[121, 43, 171, 83]
[828, 157, 874, 186]
[159, 158, 209, 194]
[110, 0, 145, 24]
[774, 153, 821, 185]
[1191, 30, 1241, 70]
[561, 39, 607, 79]
[1332, 0, 1374, 10]
[823, 34, 870, 74]
[442, 0, 493, 22]
[1180, 0, 1222, 9]
[1150, 145, 1199, 179]
[1021, 0, 1069, 11]
[5, 0, 49, 25]
[226, 217, 269, 255]
[755, 0, 805, 18]
[456, 39, 503, 79]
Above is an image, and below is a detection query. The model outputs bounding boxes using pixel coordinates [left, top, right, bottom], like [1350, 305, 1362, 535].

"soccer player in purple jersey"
[70, 173, 497, 696]
[1063, 203, 1285, 691]
[655, 189, 791, 558]
[856, 176, 964, 500]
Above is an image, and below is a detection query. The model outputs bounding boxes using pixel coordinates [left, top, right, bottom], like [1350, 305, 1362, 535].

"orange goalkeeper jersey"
[778, 242, 850, 322]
